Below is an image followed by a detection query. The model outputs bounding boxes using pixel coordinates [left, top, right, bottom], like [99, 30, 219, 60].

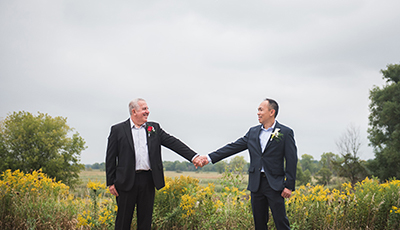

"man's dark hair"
[264, 98, 279, 118]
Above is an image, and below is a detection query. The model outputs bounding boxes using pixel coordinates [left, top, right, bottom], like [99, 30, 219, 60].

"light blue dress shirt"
[259, 121, 276, 172]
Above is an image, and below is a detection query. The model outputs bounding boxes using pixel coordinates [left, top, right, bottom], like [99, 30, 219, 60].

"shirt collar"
[261, 120, 276, 132]
[130, 118, 146, 129]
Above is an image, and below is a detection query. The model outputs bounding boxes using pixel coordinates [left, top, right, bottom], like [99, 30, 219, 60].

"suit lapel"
[255, 125, 263, 155]
[264, 121, 281, 152]
[123, 119, 134, 151]
[145, 123, 151, 150]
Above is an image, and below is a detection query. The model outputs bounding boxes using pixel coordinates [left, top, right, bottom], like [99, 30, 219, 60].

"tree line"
[85, 155, 249, 174]
[1, 63, 399, 188]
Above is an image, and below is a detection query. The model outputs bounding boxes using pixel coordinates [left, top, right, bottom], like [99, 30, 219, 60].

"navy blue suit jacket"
[209, 121, 298, 192]
[106, 120, 197, 191]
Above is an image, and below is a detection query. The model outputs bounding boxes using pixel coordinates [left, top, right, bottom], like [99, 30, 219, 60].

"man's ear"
[270, 109, 276, 117]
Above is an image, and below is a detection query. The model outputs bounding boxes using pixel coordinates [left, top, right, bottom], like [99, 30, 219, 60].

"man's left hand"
[281, 188, 292, 199]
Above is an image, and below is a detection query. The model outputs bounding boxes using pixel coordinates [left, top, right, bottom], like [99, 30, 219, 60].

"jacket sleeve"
[158, 126, 197, 161]
[209, 131, 249, 164]
[284, 128, 298, 191]
[105, 125, 118, 187]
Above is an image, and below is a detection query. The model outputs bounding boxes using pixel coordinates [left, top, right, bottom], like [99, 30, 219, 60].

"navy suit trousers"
[251, 173, 290, 230]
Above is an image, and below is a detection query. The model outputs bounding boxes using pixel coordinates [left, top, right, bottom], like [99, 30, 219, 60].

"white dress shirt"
[130, 119, 151, 171]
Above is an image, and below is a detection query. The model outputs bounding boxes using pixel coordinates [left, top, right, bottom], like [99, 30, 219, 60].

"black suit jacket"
[106, 119, 196, 191]
[209, 121, 298, 192]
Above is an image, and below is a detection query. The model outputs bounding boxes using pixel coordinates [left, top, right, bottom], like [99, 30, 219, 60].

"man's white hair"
[129, 98, 146, 115]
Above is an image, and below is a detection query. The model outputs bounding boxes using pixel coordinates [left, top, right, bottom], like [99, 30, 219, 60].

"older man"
[106, 98, 200, 230]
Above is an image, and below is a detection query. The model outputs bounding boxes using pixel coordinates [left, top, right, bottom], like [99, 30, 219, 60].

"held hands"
[193, 155, 209, 168]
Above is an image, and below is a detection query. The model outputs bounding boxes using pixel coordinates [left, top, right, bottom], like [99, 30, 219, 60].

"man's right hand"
[193, 155, 209, 168]
[109, 184, 119, 197]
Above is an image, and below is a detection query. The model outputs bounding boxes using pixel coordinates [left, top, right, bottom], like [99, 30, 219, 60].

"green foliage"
[288, 178, 400, 229]
[300, 154, 320, 175]
[296, 162, 311, 186]
[162, 155, 247, 174]
[214, 161, 228, 174]
[381, 63, 400, 83]
[0, 111, 86, 187]
[316, 167, 332, 185]
[0, 169, 79, 229]
[78, 180, 116, 229]
[314, 152, 339, 186]
[228, 156, 248, 173]
[333, 124, 369, 185]
[332, 153, 368, 186]
[220, 158, 247, 190]
[163, 160, 197, 172]
[153, 175, 252, 229]
[319, 152, 340, 176]
[153, 175, 201, 229]
[368, 63, 400, 181]
[88, 162, 105, 171]
[3, 170, 400, 229]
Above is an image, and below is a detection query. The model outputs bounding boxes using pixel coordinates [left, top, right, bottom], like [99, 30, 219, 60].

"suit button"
[258, 168, 261, 171]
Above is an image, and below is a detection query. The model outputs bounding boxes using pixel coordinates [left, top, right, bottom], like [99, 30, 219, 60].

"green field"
[78, 169, 247, 194]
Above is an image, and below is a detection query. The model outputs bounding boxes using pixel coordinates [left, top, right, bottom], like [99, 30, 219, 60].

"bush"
[287, 177, 400, 230]
[1, 169, 399, 229]
[153, 175, 253, 229]
[0, 169, 78, 229]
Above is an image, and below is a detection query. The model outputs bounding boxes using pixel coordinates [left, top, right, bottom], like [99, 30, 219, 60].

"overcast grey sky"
[1, 0, 399, 164]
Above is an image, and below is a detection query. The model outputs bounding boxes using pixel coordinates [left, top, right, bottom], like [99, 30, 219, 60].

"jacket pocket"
[248, 166, 255, 173]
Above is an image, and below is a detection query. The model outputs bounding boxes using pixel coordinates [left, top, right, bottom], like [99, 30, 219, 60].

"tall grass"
[0, 169, 79, 229]
[286, 178, 400, 230]
[1, 169, 399, 229]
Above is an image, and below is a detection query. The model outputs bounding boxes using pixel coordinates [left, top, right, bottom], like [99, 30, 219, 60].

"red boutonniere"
[147, 126, 155, 137]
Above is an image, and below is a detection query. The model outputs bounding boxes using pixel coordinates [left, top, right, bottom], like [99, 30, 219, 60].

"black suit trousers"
[251, 173, 290, 230]
[115, 171, 155, 230]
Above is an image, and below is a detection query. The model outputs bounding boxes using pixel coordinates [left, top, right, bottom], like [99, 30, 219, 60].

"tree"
[299, 154, 319, 175]
[173, 160, 186, 172]
[0, 111, 86, 187]
[214, 161, 228, 174]
[99, 162, 105, 171]
[368, 63, 400, 181]
[91, 163, 101, 169]
[316, 167, 332, 186]
[296, 162, 311, 186]
[228, 156, 248, 173]
[163, 161, 175, 171]
[333, 124, 368, 185]
[319, 152, 340, 176]
[316, 152, 338, 185]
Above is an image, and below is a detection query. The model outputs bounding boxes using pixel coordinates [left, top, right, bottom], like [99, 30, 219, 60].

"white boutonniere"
[270, 128, 283, 141]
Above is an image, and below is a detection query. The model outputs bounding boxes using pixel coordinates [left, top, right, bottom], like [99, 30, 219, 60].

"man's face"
[257, 101, 274, 125]
[132, 100, 150, 126]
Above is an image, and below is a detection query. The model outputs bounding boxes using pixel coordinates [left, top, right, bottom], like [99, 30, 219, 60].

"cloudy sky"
[1, 0, 399, 164]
